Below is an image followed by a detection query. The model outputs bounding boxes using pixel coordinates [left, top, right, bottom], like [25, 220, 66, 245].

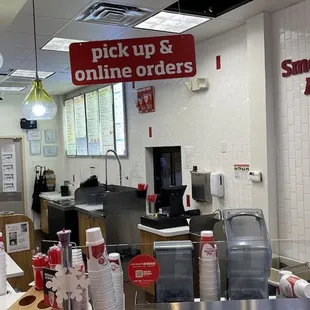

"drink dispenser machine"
[154, 241, 194, 303]
[222, 209, 272, 300]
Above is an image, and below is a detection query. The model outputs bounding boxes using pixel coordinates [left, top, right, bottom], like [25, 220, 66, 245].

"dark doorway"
[153, 147, 182, 194]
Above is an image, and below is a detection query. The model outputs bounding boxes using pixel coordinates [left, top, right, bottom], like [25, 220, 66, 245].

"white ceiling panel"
[43, 72, 80, 95]
[0, 0, 27, 32]
[28, 50, 70, 64]
[18, 60, 68, 72]
[112, 28, 174, 40]
[96, 0, 175, 10]
[6, 14, 68, 36]
[220, 0, 302, 22]
[0, 46, 33, 61]
[57, 22, 125, 41]
[19, 0, 94, 20]
[187, 18, 244, 42]
[0, 32, 50, 49]
[0, 60, 24, 73]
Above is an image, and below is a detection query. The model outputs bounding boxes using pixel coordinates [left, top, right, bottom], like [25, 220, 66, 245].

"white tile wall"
[273, 0, 310, 260]
[65, 26, 251, 212]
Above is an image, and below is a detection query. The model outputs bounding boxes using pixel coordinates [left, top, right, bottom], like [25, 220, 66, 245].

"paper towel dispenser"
[191, 172, 212, 203]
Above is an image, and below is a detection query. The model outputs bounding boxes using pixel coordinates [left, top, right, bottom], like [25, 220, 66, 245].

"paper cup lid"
[109, 253, 120, 260]
[86, 227, 103, 243]
[303, 284, 310, 298]
[201, 231, 213, 237]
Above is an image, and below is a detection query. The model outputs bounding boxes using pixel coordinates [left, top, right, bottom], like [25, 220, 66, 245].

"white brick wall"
[65, 26, 251, 212]
[273, 0, 310, 260]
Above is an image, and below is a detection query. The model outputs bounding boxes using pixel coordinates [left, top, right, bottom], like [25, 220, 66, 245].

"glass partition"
[51, 238, 310, 310]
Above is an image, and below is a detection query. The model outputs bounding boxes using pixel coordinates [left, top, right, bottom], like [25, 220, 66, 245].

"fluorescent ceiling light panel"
[135, 11, 210, 33]
[0, 87, 26, 92]
[11, 70, 54, 79]
[42, 37, 85, 52]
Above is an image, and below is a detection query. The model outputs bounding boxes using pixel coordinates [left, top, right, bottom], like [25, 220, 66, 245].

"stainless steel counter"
[135, 299, 310, 310]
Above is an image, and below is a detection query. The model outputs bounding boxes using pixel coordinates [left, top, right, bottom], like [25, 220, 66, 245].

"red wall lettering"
[305, 77, 310, 95]
[216, 55, 221, 70]
[282, 58, 310, 95]
[281, 59, 292, 77]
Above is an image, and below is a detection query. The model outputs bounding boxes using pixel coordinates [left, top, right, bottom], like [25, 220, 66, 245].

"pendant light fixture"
[21, 0, 57, 120]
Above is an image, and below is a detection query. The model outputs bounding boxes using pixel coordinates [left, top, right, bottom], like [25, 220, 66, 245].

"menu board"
[64, 83, 127, 157]
[85, 91, 100, 156]
[74, 95, 88, 155]
[98, 85, 115, 155]
[113, 83, 127, 156]
[64, 99, 76, 156]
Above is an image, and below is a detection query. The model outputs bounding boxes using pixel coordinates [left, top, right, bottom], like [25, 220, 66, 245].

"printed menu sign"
[74, 95, 88, 155]
[5, 222, 30, 253]
[113, 83, 126, 156]
[86, 91, 100, 156]
[1, 144, 17, 192]
[64, 99, 76, 156]
[99, 86, 115, 154]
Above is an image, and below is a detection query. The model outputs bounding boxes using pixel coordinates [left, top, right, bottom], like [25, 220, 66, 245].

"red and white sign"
[69, 34, 197, 85]
[128, 254, 160, 288]
[137, 86, 155, 113]
[281, 58, 310, 95]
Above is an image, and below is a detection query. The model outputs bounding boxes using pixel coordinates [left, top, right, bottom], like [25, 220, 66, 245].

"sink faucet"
[105, 149, 122, 191]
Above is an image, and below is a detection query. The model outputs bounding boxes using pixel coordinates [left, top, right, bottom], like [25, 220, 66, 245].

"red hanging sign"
[128, 254, 160, 288]
[137, 86, 155, 113]
[69, 34, 197, 85]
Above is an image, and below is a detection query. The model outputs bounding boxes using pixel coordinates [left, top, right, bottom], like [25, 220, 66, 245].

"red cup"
[33, 266, 43, 290]
[200, 231, 216, 259]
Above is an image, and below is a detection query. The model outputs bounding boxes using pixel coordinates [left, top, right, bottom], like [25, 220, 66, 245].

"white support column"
[247, 13, 278, 239]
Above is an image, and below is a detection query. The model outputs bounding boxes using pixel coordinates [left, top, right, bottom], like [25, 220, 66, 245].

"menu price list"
[99, 85, 115, 154]
[64, 83, 127, 157]
[64, 99, 76, 156]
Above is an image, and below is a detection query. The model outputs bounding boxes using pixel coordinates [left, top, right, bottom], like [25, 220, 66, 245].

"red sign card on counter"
[128, 254, 160, 288]
[69, 34, 197, 85]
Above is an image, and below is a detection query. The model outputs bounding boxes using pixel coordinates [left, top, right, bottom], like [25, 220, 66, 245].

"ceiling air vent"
[76, 2, 153, 27]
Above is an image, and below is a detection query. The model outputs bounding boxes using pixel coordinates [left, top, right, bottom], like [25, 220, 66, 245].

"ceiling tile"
[6, 14, 68, 36]
[103, 0, 176, 10]
[112, 28, 174, 40]
[57, 22, 125, 41]
[0, 32, 50, 49]
[19, 0, 94, 20]
[43, 72, 79, 95]
[219, 0, 299, 22]
[28, 50, 70, 64]
[187, 18, 244, 42]
[0, 0, 27, 32]
[17, 60, 68, 72]
[0, 59, 24, 74]
[0, 46, 33, 61]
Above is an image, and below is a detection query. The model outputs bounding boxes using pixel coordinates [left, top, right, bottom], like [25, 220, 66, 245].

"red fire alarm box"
[137, 86, 155, 113]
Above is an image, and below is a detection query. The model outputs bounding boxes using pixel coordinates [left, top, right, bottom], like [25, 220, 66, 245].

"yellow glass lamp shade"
[21, 79, 57, 120]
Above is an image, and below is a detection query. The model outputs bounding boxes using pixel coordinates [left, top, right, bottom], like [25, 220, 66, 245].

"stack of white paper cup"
[86, 227, 116, 310]
[0, 249, 5, 296]
[72, 249, 88, 310]
[109, 253, 124, 310]
[199, 231, 220, 301]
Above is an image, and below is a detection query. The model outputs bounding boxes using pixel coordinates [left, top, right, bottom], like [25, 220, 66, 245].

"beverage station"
[5, 200, 310, 309]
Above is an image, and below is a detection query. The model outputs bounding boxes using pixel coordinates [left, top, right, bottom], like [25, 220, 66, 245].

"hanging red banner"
[69, 34, 196, 85]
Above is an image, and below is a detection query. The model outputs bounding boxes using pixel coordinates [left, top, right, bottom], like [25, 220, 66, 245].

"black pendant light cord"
[32, 0, 39, 80]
